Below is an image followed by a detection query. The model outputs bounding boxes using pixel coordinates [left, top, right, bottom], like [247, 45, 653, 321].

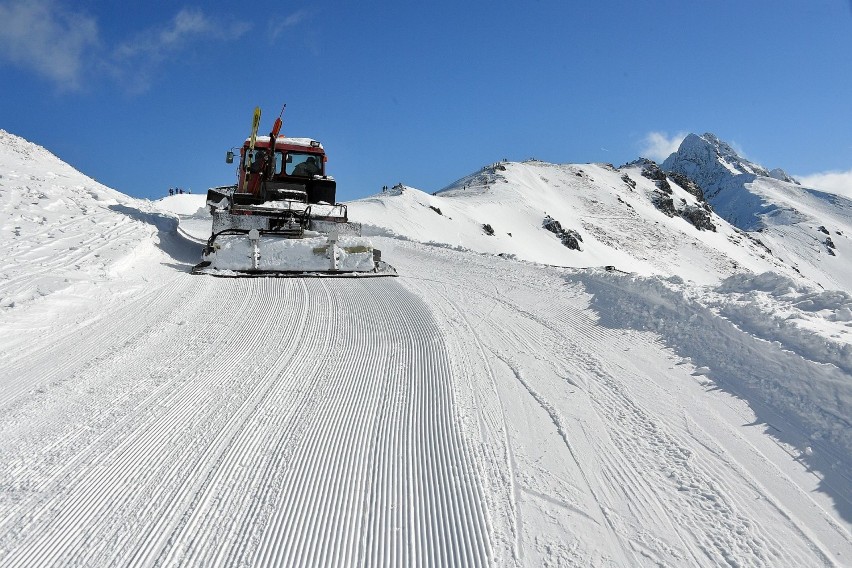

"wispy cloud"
[114, 8, 248, 61]
[797, 169, 852, 199]
[0, 2, 250, 94]
[639, 131, 688, 162]
[111, 8, 250, 93]
[270, 9, 313, 40]
[0, 0, 99, 91]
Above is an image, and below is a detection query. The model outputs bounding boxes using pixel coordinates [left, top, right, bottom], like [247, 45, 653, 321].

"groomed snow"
[1, 130, 850, 566]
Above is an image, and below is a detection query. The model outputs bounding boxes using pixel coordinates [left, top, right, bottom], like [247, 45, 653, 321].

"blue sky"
[1, 0, 851, 201]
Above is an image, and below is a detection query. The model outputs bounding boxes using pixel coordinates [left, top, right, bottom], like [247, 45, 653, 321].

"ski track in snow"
[1, 229, 850, 566]
[0, 271, 491, 566]
[391, 240, 851, 567]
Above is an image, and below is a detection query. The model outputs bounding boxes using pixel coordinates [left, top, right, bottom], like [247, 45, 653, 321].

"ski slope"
[1, 267, 492, 566]
[2, 235, 849, 566]
[1, 131, 851, 566]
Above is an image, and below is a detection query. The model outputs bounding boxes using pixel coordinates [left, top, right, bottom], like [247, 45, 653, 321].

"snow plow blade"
[192, 230, 397, 277]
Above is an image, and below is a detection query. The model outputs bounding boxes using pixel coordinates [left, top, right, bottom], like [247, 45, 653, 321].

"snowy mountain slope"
[0, 130, 182, 311]
[1, 131, 850, 566]
[663, 133, 852, 290]
[348, 160, 801, 287]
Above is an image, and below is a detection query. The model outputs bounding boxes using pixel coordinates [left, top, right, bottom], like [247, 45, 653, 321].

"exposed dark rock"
[482, 223, 494, 236]
[543, 215, 582, 251]
[638, 167, 715, 229]
[652, 192, 676, 217]
[640, 162, 672, 193]
[543, 217, 564, 235]
[561, 229, 583, 250]
[681, 204, 717, 231]
[621, 174, 636, 190]
[640, 161, 665, 181]
[429, 205, 443, 215]
[826, 236, 836, 249]
[668, 171, 708, 204]
[622, 157, 655, 169]
[818, 225, 830, 234]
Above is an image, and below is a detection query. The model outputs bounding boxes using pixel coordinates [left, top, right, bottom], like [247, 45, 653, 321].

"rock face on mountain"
[662, 133, 773, 230]
[661, 132, 852, 289]
[627, 158, 716, 231]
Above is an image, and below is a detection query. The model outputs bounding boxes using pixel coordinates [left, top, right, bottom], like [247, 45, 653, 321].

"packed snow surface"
[1, 130, 851, 566]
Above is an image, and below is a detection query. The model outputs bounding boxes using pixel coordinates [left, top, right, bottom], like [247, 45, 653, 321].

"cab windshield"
[285, 152, 323, 177]
[243, 149, 323, 177]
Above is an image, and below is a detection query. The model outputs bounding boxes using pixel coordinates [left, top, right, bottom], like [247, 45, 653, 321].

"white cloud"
[284, 9, 311, 28]
[639, 131, 688, 162]
[110, 8, 250, 93]
[270, 9, 312, 40]
[0, 0, 99, 91]
[797, 169, 852, 199]
[0, 3, 250, 94]
[114, 8, 248, 61]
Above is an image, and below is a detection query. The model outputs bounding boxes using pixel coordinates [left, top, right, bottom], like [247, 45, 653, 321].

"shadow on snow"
[109, 204, 202, 270]
[572, 271, 852, 525]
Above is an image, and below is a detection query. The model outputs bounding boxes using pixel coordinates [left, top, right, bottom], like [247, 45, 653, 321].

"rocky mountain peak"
[663, 133, 770, 181]
[661, 133, 787, 231]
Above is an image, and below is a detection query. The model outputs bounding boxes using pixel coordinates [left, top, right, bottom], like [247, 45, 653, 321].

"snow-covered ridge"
[350, 159, 811, 287]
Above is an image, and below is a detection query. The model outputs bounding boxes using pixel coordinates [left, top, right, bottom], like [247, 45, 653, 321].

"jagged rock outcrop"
[681, 204, 716, 232]
[543, 215, 583, 250]
[640, 161, 672, 193]
[662, 133, 777, 230]
[652, 193, 677, 217]
[627, 160, 715, 231]
[668, 172, 708, 204]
